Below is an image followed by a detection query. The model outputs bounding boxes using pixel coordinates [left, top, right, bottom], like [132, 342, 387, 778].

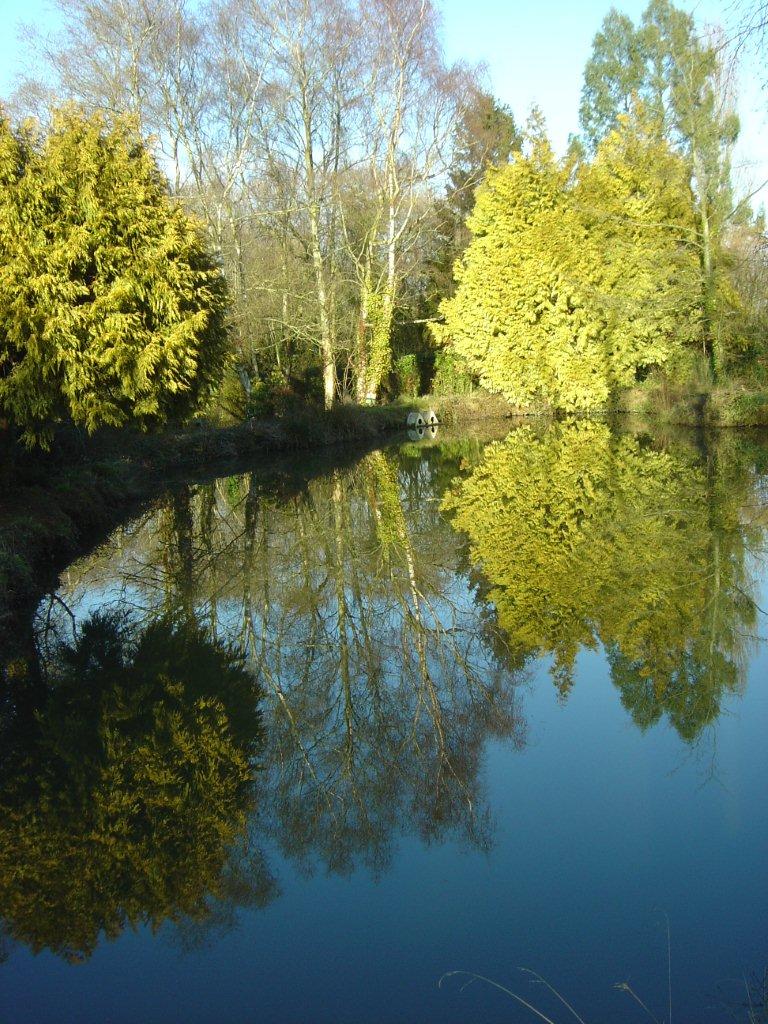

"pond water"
[1, 420, 767, 1024]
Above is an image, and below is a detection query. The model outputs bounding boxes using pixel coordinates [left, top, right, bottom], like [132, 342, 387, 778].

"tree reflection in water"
[444, 422, 764, 737]
[0, 613, 273, 962]
[4, 424, 765, 961]
[1, 440, 525, 960]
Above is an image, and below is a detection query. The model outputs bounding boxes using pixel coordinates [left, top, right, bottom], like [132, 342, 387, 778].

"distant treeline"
[1, 0, 767, 443]
[436, 0, 768, 411]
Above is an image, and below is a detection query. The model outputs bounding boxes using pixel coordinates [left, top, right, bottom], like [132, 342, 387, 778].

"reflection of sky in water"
[4, 430, 768, 1024]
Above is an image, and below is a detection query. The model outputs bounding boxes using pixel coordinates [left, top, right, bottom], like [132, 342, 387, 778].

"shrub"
[431, 349, 476, 396]
[0, 109, 229, 447]
[393, 354, 421, 398]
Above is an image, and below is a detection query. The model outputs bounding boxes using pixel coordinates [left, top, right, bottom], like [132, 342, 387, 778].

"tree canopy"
[433, 112, 702, 411]
[580, 0, 742, 365]
[5, 0, 762, 409]
[0, 108, 228, 446]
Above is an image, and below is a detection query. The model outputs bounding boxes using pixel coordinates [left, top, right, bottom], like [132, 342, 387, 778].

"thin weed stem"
[439, 971, 558, 1024]
[518, 967, 589, 1024]
[666, 914, 673, 1024]
[615, 981, 662, 1024]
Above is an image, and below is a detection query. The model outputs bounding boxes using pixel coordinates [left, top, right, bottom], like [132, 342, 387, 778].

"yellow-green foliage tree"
[0, 613, 268, 960]
[0, 109, 228, 446]
[443, 422, 756, 732]
[434, 114, 702, 411]
[580, 0, 742, 371]
[577, 111, 703, 380]
[433, 131, 600, 411]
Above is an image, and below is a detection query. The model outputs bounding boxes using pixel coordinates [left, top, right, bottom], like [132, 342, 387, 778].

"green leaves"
[0, 109, 229, 446]
[580, 9, 648, 147]
[433, 115, 702, 412]
[579, 0, 737, 159]
[578, 1, 744, 362]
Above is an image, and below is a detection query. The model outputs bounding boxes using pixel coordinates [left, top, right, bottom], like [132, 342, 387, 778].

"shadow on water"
[0, 419, 767, 975]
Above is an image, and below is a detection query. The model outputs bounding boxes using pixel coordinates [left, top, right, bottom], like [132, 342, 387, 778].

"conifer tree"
[433, 128, 604, 411]
[579, 0, 740, 366]
[0, 109, 228, 446]
[434, 114, 702, 411]
[576, 108, 703, 380]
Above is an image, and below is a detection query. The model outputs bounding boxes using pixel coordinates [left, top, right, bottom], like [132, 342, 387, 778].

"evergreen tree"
[579, 7, 649, 146]
[425, 92, 521, 312]
[577, 107, 703, 380]
[433, 129, 599, 411]
[0, 612, 267, 960]
[579, 0, 740, 365]
[434, 113, 701, 411]
[0, 109, 228, 447]
[448, 92, 522, 222]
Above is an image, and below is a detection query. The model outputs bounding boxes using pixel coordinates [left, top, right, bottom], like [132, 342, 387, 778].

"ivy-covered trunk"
[355, 274, 393, 405]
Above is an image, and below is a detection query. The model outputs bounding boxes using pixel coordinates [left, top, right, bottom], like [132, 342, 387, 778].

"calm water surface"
[1, 421, 767, 1023]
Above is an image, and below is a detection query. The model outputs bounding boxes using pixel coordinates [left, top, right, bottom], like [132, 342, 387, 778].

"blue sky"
[439, 0, 767, 206]
[1, 0, 766, 205]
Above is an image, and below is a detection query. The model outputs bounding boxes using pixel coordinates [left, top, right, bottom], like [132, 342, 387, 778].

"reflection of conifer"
[0, 612, 271, 962]
[444, 423, 758, 738]
[553, 661, 576, 703]
[64, 453, 526, 879]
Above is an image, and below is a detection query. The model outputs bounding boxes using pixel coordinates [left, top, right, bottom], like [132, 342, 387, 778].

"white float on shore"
[406, 409, 438, 427]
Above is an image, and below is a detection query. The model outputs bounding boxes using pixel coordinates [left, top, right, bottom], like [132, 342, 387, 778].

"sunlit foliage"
[580, 0, 744, 367]
[434, 113, 702, 411]
[0, 109, 228, 446]
[578, 109, 703, 376]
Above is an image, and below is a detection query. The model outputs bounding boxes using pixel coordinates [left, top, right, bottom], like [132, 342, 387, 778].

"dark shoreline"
[4, 385, 767, 662]
[0, 393, 513, 657]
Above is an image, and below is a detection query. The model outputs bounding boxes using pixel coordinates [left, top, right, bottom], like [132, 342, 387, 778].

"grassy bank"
[0, 391, 511, 655]
[63, 390, 514, 472]
[616, 381, 768, 428]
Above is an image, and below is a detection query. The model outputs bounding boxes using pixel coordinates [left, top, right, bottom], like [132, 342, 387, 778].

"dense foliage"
[431, 0, 767, 411]
[434, 114, 703, 410]
[0, 109, 228, 445]
[3, 0, 763, 413]
[12, 0, 485, 409]
[580, 0, 750, 373]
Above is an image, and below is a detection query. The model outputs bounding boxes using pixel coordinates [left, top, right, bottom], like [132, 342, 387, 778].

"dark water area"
[1, 420, 767, 1023]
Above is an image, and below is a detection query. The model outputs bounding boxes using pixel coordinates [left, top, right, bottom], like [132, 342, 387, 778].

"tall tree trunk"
[356, 279, 370, 403]
[301, 70, 335, 409]
[694, 150, 717, 377]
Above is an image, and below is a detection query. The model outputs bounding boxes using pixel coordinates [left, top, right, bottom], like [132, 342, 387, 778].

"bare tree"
[11, 0, 482, 408]
[345, 0, 471, 402]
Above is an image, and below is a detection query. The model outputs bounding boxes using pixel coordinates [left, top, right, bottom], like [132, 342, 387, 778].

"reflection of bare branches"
[37, 592, 77, 655]
[46, 447, 526, 880]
